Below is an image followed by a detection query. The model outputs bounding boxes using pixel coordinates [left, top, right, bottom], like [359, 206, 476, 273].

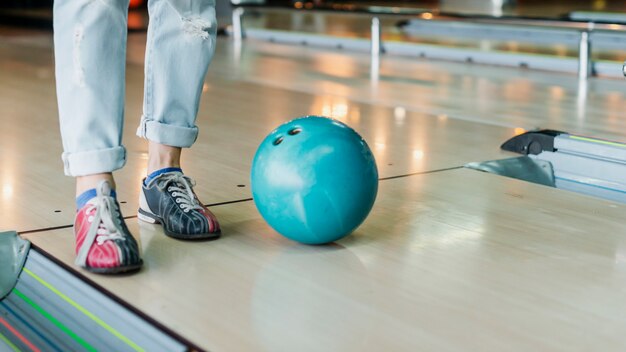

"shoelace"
[154, 173, 204, 213]
[75, 181, 125, 267]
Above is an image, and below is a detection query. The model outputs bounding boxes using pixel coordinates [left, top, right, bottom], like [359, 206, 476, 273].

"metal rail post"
[371, 17, 382, 59]
[578, 24, 593, 80]
[233, 7, 245, 42]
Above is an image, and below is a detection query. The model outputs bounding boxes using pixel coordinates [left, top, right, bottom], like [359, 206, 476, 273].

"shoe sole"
[137, 208, 221, 240]
[84, 260, 144, 275]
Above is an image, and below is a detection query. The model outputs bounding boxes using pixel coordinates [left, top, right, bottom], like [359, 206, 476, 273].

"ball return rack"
[467, 130, 626, 204]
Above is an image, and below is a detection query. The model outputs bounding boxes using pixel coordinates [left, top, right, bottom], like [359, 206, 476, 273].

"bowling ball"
[251, 116, 378, 244]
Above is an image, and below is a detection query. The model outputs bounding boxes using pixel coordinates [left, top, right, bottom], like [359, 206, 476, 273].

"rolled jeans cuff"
[136, 118, 199, 148]
[62, 146, 127, 177]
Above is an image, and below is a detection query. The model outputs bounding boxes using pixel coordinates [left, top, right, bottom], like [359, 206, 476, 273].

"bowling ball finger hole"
[273, 136, 284, 146]
[288, 128, 302, 136]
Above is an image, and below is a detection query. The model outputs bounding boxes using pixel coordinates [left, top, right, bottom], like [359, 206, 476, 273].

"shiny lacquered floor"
[2, 24, 626, 350]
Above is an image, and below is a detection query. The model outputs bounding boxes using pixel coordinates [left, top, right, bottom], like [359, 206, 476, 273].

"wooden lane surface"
[0, 34, 515, 232]
[23, 168, 626, 351]
[206, 38, 626, 141]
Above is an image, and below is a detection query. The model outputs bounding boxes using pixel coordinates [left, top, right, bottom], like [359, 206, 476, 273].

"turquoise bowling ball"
[251, 116, 378, 244]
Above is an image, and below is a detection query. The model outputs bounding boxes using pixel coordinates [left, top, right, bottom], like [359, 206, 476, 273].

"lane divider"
[0, 316, 40, 352]
[0, 300, 63, 352]
[0, 330, 21, 352]
[12, 288, 95, 351]
[21, 268, 144, 352]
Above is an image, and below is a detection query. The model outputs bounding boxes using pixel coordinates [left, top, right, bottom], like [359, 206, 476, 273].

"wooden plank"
[23, 169, 626, 351]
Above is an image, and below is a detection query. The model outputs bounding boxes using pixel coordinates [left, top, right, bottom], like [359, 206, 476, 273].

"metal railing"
[230, 4, 626, 80]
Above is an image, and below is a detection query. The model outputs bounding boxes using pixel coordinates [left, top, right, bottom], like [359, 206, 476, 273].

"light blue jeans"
[54, 0, 217, 176]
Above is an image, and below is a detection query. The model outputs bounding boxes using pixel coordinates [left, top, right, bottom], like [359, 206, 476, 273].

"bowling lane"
[1, 32, 517, 232]
[23, 168, 626, 351]
[209, 38, 626, 141]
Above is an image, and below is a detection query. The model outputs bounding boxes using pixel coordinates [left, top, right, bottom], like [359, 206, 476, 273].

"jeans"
[53, 0, 217, 176]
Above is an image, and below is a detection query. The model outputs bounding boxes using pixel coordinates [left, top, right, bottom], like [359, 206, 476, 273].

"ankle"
[76, 173, 115, 197]
[147, 141, 182, 174]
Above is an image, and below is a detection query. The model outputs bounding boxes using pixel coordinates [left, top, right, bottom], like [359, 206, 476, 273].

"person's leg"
[137, 0, 220, 239]
[54, 0, 142, 273]
[137, 0, 216, 151]
[54, 0, 130, 188]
